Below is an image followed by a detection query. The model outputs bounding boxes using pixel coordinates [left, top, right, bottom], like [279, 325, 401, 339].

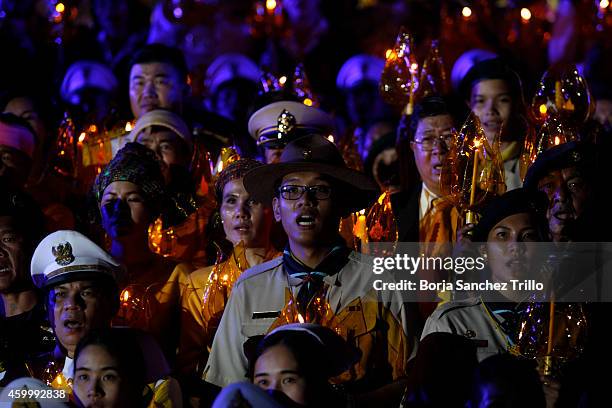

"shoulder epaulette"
[234, 256, 283, 286]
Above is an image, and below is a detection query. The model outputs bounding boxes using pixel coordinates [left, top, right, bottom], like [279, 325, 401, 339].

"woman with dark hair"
[73, 329, 146, 408]
[247, 323, 360, 407]
[93, 142, 190, 363]
[177, 158, 277, 378]
[422, 188, 550, 362]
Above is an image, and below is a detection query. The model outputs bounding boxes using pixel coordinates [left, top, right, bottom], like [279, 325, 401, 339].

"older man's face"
[410, 114, 454, 196]
[49, 280, 115, 357]
[537, 166, 591, 241]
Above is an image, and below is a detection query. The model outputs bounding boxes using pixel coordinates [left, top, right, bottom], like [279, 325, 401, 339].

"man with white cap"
[206, 53, 261, 158]
[0, 113, 36, 190]
[336, 54, 392, 160]
[29, 230, 186, 405]
[206, 53, 260, 124]
[27, 230, 123, 387]
[248, 100, 335, 164]
[60, 60, 119, 125]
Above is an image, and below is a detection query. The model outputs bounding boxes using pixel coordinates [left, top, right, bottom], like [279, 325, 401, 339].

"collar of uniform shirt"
[419, 182, 441, 221]
[283, 243, 351, 281]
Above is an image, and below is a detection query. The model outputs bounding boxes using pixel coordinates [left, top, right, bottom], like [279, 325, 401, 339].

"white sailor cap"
[60, 61, 118, 104]
[206, 53, 261, 95]
[247, 100, 334, 147]
[336, 54, 385, 90]
[450, 48, 498, 92]
[31, 230, 123, 289]
[128, 109, 193, 150]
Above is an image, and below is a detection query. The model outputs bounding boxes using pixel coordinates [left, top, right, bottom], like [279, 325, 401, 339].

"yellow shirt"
[177, 247, 279, 376]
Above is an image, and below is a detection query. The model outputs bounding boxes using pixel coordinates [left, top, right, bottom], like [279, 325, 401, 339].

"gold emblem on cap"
[277, 109, 296, 139]
[52, 242, 75, 266]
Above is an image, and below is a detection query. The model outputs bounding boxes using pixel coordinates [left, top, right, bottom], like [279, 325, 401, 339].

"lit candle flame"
[600, 0, 609, 9]
[385, 49, 396, 60]
[56, 3, 65, 13]
[88, 124, 97, 133]
[303, 98, 313, 106]
[125, 122, 133, 132]
[554, 136, 561, 145]
[266, 0, 277, 11]
[78, 132, 86, 143]
[520, 8, 531, 21]
[121, 289, 130, 302]
[297, 313, 305, 323]
[462, 7, 472, 18]
[279, 76, 287, 85]
[327, 135, 334, 143]
[539, 104, 547, 115]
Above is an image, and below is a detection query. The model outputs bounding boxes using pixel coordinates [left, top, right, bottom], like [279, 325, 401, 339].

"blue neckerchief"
[283, 243, 351, 315]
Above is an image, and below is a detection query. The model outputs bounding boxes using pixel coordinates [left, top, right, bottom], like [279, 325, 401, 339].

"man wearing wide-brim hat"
[204, 134, 414, 398]
[248, 100, 335, 164]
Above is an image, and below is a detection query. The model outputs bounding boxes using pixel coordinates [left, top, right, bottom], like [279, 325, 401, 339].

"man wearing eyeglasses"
[391, 97, 461, 319]
[392, 96, 459, 243]
[203, 134, 415, 403]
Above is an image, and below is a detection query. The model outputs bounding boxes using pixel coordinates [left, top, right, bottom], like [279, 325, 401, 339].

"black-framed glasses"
[412, 133, 455, 151]
[278, 185, 332, 200]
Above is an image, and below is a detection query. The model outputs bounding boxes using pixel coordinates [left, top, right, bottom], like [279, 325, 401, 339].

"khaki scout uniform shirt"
[421, 297, 511, 362]
[203, 251, 413, 388]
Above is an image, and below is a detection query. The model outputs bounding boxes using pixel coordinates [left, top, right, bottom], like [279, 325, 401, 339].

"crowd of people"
[0, 0, 611, 407]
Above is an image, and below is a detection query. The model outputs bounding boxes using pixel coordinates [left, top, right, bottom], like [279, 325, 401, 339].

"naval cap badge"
[277, 109, 296, 139]
[52, 242, 75, 266]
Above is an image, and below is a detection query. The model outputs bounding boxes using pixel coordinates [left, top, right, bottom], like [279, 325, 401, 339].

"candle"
[554, 81, 563, 110]
[546, 299, 556, 355]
